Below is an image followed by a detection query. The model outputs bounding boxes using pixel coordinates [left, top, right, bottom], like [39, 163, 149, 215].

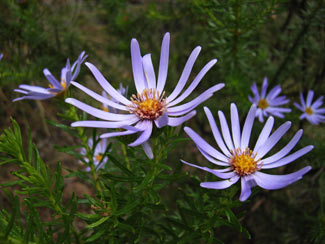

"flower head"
[13, 51, 87, 101]
[294, 90, 325, 125]
[249, 77, 291, 122]
[182, 104, 312, 201]
[65, 32, 224, 159]
[80, 137, 108, 171]
[0, 53, 3, 61]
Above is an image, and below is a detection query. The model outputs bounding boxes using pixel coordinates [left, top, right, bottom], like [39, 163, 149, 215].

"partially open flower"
[249, 77, 291, 122]
[13, 51, 87, 101]
[66, 32, 224, 159]
[182, 104, 312, 201]
[80, 137, 108, 171]
[294, 90, 325, 125]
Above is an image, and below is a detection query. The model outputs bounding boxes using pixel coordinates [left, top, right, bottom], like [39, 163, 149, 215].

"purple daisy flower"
[65, 32, 224, 159]
[80, 137, 108, 171]
[294, 90, 325, 125]
[249, 77, 291, 122]
[182, 103, 312, 201]
[13, 51, 87, 101]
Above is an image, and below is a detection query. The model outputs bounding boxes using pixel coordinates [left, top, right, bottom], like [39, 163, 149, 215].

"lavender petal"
[184, 126, 229, 162]
[181, 160, 234, 179]
[204, 107, 231, 157]
[71, 81, 128, 111]
[200, 175, 240, 189]
[241, 105, 257, 150]
[255, 121, 291, 160]
[167, 111, 196, 127]
[71, 119, 138, 128]
[128, 121, 153, 147]
[253, 116, 274, 153]
[262, 129, 303, 164]
[142, 54, 156, 89]
[156, 32, 170, 93]
[252, 166, 312, 190]
[218, 110, 235, 152]
[65, 98, 136, 121]
[131, 38, 146, 93]
[231, 103, 241, 149]
[167, 59, 217, 107]
[166, 46, 201, 103]
[85, 62, 132, 106]
[142, 141, 154, 159]
[262, 145, 313, 169]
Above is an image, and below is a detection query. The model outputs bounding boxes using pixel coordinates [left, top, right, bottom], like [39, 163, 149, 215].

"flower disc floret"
[257, 98, 269, 110]
[304, 107, 313, 115]
[128, 88, 167, 120]
[230, 148, 260, 176]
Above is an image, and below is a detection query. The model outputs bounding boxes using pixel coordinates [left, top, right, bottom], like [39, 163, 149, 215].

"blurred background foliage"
[0, 0, 324, 243]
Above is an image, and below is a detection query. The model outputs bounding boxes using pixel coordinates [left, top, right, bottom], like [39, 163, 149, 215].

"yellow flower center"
[305, 106, 313, 115]
[257, 99, 269, 110]
[128, 88, 166, 120]
[230, 148, 261, 176]
[60, 79, 67, 89]
[49, 79, 67, 90]
[95, 154, 103, 162]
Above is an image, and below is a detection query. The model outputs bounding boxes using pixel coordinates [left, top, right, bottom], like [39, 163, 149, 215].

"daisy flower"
[80, 137, 108, 171]
[65, 32, 224, 159]
[182, 103, 313, 201]
[249, 77, 291, 122]
[294, 90, 325, 125]
[13, 51, 87, 101]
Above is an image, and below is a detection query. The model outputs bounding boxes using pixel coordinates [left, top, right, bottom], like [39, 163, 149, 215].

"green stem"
[121, 143, 131, 170]
[89, 159, 104, 200]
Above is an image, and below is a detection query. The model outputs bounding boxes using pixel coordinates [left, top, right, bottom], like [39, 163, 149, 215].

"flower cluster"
[13, 51, 87, 101]
[11, 32, 314, 202]
[249, 78, 324, 125]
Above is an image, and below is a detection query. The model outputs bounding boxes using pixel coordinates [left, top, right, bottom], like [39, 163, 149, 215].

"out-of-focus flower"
[0, 54, 3, 60]
[80, 137, 108, 171]
[101, 83, 128, 113]
[294, 90, 325, 125]
[249, 77, 291, 122]
[182, 104, 312, 201]
[13, 51, 87, 101]
[66, 32, 224, 159]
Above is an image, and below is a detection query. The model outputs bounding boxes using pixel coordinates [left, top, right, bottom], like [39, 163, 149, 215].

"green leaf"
[85, 227, 106, 242]
[86, 216, 110, 229]
[107, 154, 134, 177]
